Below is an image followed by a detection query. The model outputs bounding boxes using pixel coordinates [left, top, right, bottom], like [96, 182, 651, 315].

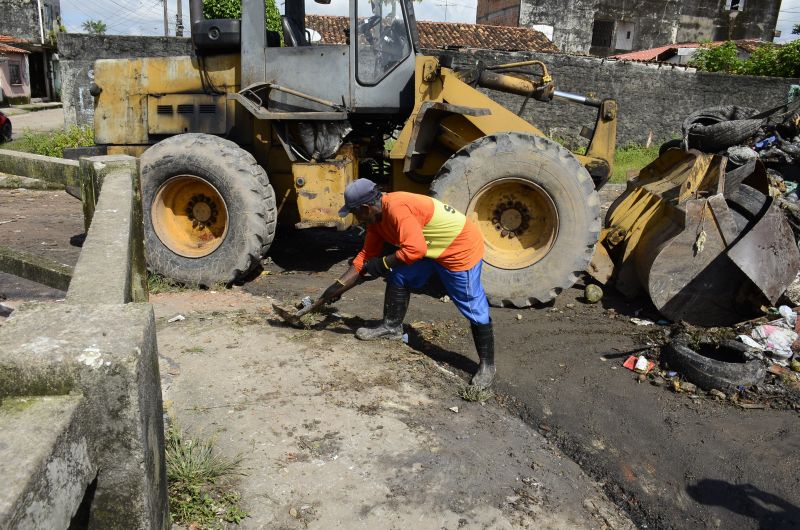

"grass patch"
[3, 125, 94, 158]
[611, 144, 660, 183]
[458, 384, 494, 403]
[166, 424, 248, 528]
[147, 272, 194, 294]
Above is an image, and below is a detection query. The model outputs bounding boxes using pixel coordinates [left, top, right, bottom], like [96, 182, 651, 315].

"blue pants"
[388, 259, 490, 325]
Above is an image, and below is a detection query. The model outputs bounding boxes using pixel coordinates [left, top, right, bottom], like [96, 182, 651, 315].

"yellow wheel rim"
[467, 178, 558, 269]
[151, 175, 229, 258]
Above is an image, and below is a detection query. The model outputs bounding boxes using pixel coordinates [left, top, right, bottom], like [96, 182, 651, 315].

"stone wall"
[0, 0, 59, 44]
[57, 33, 192, 126]
[428, 48, 800, 147]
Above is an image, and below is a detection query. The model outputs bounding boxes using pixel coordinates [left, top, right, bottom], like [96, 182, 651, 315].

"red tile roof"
[305, 15, 558, 52]
[0, 43, 29, 54]
[0, 35, 28, 44]
[610, 39, 771, 62]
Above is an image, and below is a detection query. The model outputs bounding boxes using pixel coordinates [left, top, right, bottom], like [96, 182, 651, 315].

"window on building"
[725, 0, 745, 11]
[591, 20, 614, 48]
[9, 62, 22, 85]
[615, 21, 635, 50]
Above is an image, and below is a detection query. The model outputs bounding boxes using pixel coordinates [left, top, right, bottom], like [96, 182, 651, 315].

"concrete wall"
[427, 48, 800, 147]
[482, 0, 784, 55]
[56, 33, 192, 126]
[0, 0, 60, 44]
[0, 154, 165, 529]
[0, 53, 31, 104]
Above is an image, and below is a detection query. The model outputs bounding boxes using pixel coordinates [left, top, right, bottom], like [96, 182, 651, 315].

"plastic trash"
[751, 324, 798, 359]
[623, 355, 654, 374]
[727, 145, 758, 165]
[168, 314, 185, 323]
[778, 305, 797, 328]
[630, 317, 654, 326]
[401, 333, 409, 344]
[755, 135, 777, 151]
[738, 335, 765, 350]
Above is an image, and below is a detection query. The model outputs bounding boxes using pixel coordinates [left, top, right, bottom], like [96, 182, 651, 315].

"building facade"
[0, 41, 31, 104]
[0, 0, 62, 101]
[476, 0, 781, 56]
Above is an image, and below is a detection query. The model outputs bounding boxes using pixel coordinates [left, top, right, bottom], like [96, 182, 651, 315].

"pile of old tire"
[683, 106, 764, 153]
[662, 334, 766, 392]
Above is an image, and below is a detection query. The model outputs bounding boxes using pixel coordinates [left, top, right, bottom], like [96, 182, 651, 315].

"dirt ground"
[1, 187, 799, 529]
[153, 289, 633, 528]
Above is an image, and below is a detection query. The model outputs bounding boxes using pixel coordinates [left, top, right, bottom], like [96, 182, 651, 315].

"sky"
[61, 0, 800, 42]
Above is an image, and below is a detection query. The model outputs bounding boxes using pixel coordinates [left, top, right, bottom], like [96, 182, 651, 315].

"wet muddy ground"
[1, 187, 799, 529]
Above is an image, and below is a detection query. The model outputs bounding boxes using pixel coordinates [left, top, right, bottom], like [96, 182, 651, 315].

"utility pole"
[175, 0, 184, 36]
[162, 0, 169, 37]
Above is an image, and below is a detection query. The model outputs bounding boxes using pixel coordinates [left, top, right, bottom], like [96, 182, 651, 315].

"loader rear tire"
[140, 133, 276, 286]
[431, 132, 600, 307]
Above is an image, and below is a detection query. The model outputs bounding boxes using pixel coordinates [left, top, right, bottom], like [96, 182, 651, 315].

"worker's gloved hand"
[320, 281, 344, 304]
[364, 255, 401, 278]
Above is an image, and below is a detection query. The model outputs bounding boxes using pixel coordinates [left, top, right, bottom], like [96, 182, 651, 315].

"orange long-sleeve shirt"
[352, 192, 484, 272]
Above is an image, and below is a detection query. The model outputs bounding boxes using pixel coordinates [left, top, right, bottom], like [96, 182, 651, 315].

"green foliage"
[202, 0, 282, 33]
[166, 424, 248, 528]
[690, 40, 800, 78]
[688, 41, 743, 73]
[611, 144, 660, 183]
[741, 40, 800, 78]
[146, 271, 194, 294]
[3, 126, 94, 158]
[81, 19, 107, 35]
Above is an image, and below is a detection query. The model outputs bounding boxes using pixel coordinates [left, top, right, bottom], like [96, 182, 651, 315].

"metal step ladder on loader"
[90, 0, 618, 307]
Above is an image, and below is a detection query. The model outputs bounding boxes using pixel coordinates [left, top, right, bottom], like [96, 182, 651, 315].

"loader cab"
[196, 0, 418, 117]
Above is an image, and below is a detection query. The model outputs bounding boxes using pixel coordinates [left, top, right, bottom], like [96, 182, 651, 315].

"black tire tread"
[431, 132, 600, 307]
[141, 133, 276, 285]
[663, 339, 766, 391]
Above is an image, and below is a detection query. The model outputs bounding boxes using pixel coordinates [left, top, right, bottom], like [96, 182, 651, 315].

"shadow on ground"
[687, 479, 800, 530]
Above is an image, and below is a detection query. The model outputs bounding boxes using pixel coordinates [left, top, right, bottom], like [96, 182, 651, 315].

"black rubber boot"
[356, 284, 410, 340]
[470, 321, 496, 388]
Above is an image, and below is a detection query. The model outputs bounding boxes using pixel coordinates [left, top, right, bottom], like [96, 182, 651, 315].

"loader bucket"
[595, 149, 800, 326]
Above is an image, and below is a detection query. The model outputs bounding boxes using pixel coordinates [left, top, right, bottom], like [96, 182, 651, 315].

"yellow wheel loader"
[91, 0, 618, 307]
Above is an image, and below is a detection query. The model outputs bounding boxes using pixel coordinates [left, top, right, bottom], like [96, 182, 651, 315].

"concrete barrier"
[0, 154, 167, 529]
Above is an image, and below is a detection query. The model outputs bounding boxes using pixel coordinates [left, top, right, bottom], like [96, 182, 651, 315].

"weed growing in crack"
[147, 272, 195, 294]
[165, 424, 247, 528]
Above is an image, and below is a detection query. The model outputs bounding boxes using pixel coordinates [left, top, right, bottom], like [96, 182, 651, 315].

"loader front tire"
[431, 133, 600, 307]
[141, 133, 276, 286]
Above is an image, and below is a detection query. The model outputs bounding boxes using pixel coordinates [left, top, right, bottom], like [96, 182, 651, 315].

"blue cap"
[338, 179, 380, 217]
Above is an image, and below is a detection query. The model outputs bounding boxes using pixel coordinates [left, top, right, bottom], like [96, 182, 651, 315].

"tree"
[689, 40, 800, 78]
[688, 41, 743, 73]
[202, 0, 281, 34]
[81, 19, 107, 35]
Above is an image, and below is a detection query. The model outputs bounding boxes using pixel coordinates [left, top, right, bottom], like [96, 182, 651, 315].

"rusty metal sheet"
[727, 200, 800, 304]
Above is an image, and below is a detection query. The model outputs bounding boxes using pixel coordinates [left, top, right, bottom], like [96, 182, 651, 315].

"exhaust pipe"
[189, 0, 203, 48]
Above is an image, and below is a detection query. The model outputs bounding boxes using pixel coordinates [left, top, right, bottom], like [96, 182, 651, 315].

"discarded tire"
[658, 139, 684, 156]
[141, 133, 276, 286]
[431, 132, 600, 307]
[662, 338, 766, 392]
[683, 106, 763, 153]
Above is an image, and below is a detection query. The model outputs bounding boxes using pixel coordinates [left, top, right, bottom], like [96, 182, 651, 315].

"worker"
[318, 179, 496, 388]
